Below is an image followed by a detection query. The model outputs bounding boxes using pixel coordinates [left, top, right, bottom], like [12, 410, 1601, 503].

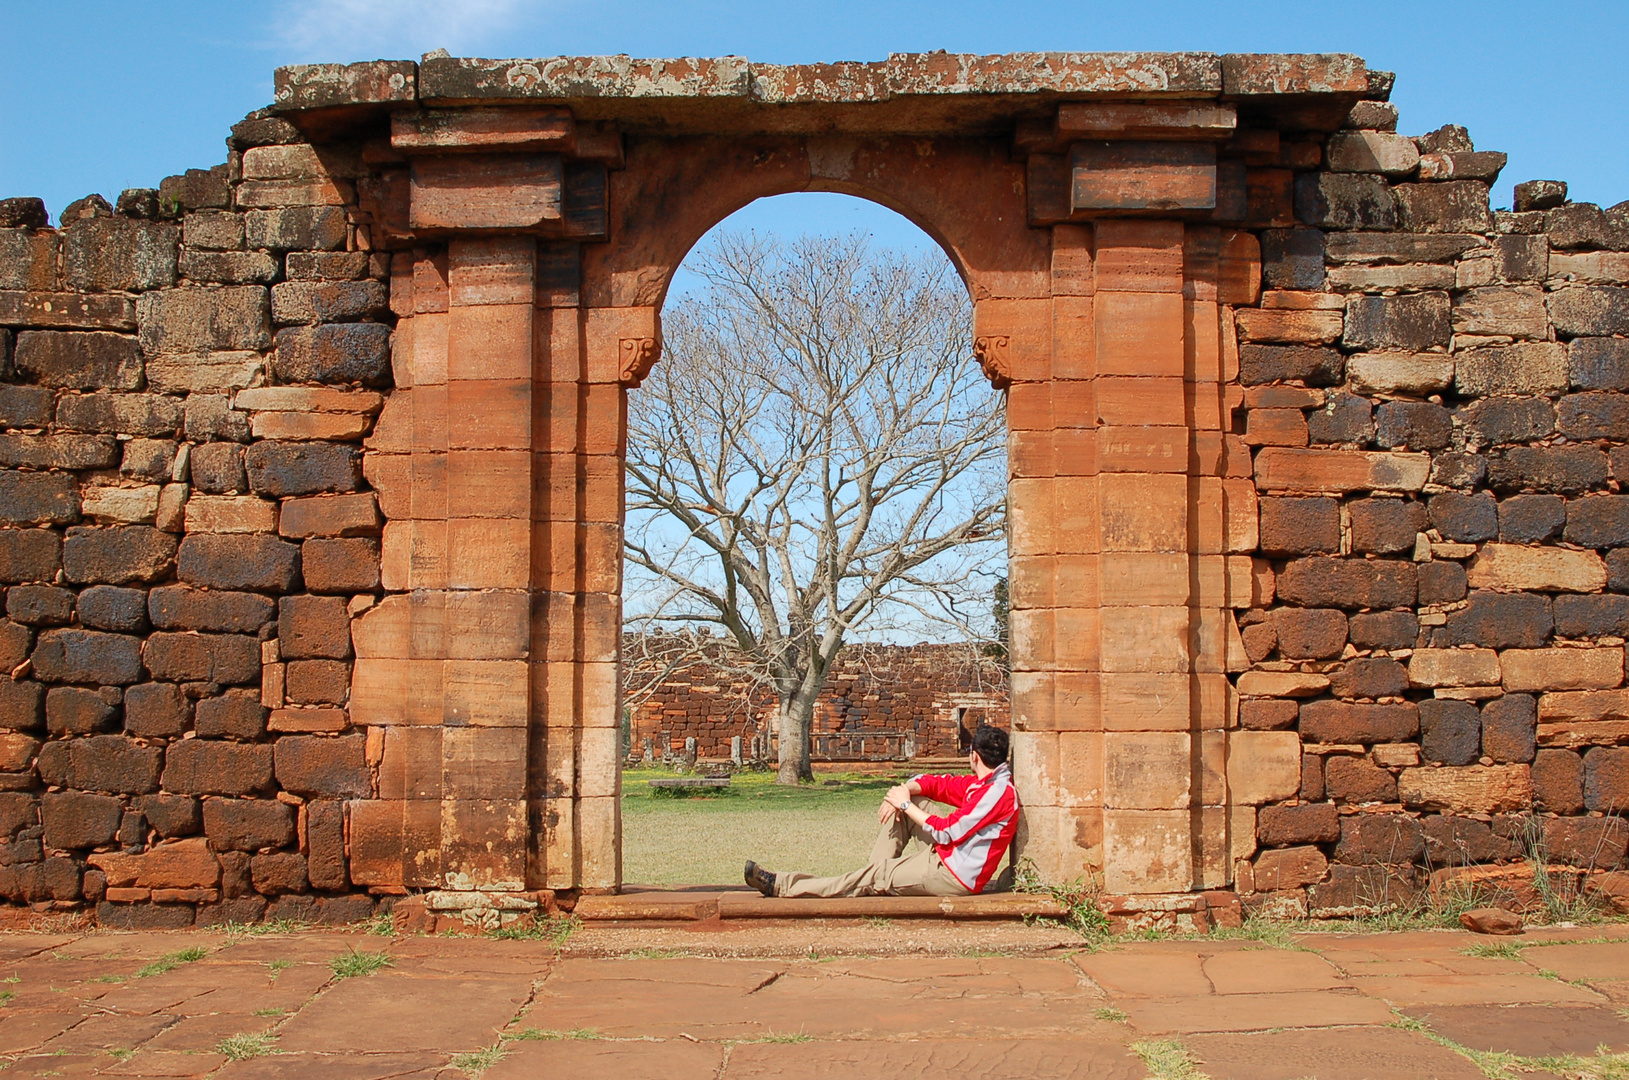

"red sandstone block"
[268, 707, 348, 733]
[1218, 230, 1262, 306]
[362, 453, 409, 519]
[1051, 379, 1095, 429]
[539, 306, 585, 382]
[973, 298, 1052, 384]
[1185, 381, 1233, 432]
[410, 312, 449, 385]
[1008, 430, 1055, 478]
[1051, 224, 1094, 297]
[413, 254, 451, 314]
[1052, 296, 1095, 380]
[1183, 225, 1220, 302]
[407, 455, 448, 521]
[1185, 299, 1223, 383]
[1243, 408, 1310, 447]
[278, 493, 381, 538]
[1235, 307, 1343, 345]
[1100, 473, 1187, 551]
[378, 726, 443, 800]
[1095, 377, 1186, 427]
[445, 449, 529, 519]
[447, 304, 532, 383]
[1097, 426, 1188, 473]
[445, 590, 528, 660]
[580, 521, 622, 592]
[1071, 142, 1218, 214]
[1093, 220, 1185, 293]
[1010, 555, 1057, 610]
[410, 384, 449, 453]
[1246, 167, 1296, 228]
[1008, 477, 1057, 556]
[1100, 552, 1188, 607]
[448, 237, 536, 307]
[583, 306, 661, 385]
[445, 517, 529, 589]
[1053, 476, 1100, 554]
[251, 413, 370, 441]
[1096, 292, 1184, 377]
[347, 798, 441, 888]
[448, 380, 530, 450]
[1254, 447, 1431, 494]
[1055, 607, 1102, 671]
[1007, 382, 1053, 431]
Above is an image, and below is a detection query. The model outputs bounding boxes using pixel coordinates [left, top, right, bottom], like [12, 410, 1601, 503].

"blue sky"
[2, 0, 1626, 252]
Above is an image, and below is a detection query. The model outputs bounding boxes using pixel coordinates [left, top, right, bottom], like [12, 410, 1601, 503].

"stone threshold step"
[573, 892, 1066, 921]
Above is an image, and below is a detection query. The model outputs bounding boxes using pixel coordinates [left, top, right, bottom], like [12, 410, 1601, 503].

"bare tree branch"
[625, 231, 1006, 783]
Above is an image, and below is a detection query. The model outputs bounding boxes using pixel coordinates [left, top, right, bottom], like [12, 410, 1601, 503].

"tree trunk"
[775, 689, 816, 784]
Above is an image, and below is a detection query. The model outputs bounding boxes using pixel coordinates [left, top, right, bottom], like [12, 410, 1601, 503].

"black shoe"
[744, 860, 776, 898]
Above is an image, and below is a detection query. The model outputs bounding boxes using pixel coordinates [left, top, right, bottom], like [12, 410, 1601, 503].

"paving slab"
[723, 1038, 1147, 1079]
[1185, 1026, 1486, 1080]
[100, 1047, 227, 1076]
[1121, 989, 1397, 1033]
[483, 1036, 724, 1080]
[3, 922, 1629, 1076]
[0, 1051, 110, 1078]
[1349, 972, 1606, 1006]
[276, 974, 535, 1053]
[41, 1011, 179, 1052]
[1406, 1003, 1629, 1057]
[1524, 940, 1629, 981]
[212, 1053, 450, 1080]
[1073, 950, 1212, 996]
[1201, 949, 1348, 993]
[0, 1009, 89, 1054]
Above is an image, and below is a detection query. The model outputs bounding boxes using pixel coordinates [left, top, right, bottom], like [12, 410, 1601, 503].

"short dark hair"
[970, 724, 1008, 768]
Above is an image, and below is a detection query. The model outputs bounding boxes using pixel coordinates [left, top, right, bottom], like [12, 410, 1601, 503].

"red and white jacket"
[912, 763, 1020, 894]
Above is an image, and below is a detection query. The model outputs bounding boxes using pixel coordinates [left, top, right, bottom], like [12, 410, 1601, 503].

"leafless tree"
[624, 231, 1006, 784]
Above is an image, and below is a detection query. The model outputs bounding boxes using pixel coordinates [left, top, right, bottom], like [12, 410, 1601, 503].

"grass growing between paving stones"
[1131, 1038, 1209, 1080]
[1013, 859, 1112, 940]
[1094, 1007, 1129, 1023]
[265, 959, 293, 976]
[329, 948, 392, 979]
[450, 1044, 507, 1076]
[490, 913, 583, 946]
[622, 766, 910, 885]
[1391, 1010, 1629, 1080]
[222, 918, 310, 937]
[216, 1033, 278, 1061]
[134, 947, 208, 978]
[507, 1028, 603, 1041]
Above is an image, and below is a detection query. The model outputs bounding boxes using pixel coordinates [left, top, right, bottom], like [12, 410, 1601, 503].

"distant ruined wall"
[626, 642, 1010, 762]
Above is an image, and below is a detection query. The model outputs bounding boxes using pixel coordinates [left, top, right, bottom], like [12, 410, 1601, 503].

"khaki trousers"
[773, 801, 970, 898]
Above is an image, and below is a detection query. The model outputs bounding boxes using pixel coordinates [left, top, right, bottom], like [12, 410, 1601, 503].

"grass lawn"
[621, 766, 936, 887]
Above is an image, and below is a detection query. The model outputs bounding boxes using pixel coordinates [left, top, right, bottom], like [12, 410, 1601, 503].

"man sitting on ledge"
[744, 724, 1020, 898]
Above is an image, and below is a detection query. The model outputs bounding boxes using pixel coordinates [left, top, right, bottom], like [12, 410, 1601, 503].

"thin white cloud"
[271, 0, 525, 59]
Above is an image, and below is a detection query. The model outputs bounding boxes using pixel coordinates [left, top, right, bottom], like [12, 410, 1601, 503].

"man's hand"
[878, 784, 912, 823]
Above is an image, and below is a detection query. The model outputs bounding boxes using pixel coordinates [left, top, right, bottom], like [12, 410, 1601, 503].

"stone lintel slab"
[273, 60, 418, 112]
[273, 53, 1366, 125]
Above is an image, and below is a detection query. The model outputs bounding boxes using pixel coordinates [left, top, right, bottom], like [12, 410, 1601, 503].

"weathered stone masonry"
[0, 51, 1624, 928]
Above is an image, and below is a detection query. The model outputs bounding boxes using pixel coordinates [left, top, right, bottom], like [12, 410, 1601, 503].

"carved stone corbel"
[619, 336, 662, 387]
[973, 334, 1013, 390]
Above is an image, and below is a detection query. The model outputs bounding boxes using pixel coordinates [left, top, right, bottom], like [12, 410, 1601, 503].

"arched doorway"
[618, 191, 1008, 886]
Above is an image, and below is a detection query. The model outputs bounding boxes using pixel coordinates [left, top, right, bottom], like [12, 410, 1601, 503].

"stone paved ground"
[4, 920, 1629, 1079]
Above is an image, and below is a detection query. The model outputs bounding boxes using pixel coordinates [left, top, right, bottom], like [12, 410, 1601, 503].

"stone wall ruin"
[0, 51, 1625, 929]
